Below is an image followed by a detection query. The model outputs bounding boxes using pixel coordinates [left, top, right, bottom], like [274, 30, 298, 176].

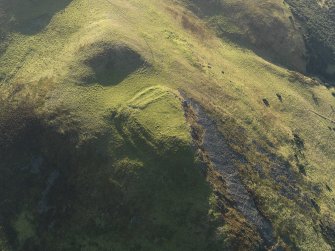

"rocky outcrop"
[182, 95, 277, 249]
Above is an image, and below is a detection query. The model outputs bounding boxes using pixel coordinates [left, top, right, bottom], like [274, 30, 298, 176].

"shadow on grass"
[83, 45, 148, 87]
[0, 96, 223, 251]
[3, 0, 72, 35]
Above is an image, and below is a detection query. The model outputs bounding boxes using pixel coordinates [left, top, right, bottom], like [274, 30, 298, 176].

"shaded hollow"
[82, 44, 148, 86]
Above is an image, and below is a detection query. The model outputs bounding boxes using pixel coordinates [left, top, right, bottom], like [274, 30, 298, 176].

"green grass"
[182, 0, 307, 72]
[13, 211, 35, 245]
[0, 0, 334, 250]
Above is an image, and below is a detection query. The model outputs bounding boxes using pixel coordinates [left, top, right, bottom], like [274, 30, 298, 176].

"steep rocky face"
[182, 97, 277, 249]
[285, 0, 335, 84]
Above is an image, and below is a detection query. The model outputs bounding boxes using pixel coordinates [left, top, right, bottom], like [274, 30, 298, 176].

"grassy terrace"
[0, 0, 334, 250]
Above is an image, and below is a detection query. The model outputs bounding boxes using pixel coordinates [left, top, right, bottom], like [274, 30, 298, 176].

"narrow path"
[308, 109, 335, 124]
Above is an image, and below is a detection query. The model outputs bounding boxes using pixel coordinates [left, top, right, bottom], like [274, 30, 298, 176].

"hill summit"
[0, 0, 334, 250]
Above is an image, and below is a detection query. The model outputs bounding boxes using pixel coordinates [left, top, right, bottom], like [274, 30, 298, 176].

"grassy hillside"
[183, 0, 335, 84]
[182, 0, 307, 73]
[0, 0, 334, 250]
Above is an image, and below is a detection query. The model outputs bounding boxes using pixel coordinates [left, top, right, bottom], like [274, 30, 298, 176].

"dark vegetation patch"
[293, 133, 304, 150]
[291, 133, 309, 179]
[268, 154, 304, 203]
[326, 184, 332, 192]
[0, 81, 51, 150]
[310, 198, 320, 213]
[298, 164, 306, 176]
[165, 6, 207, 39]
[285, 0, 335, 84]
[249, 139, 329, 250]
[312, 93, 320, 106]
[320, 216, 335, 249]
[276, 93, 283, 102]
[262, 98, 270, 107]
[1, 0, 72, 35]
[79, 43, 148, 86]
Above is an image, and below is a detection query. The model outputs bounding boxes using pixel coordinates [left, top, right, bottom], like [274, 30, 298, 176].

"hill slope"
[0, 0, 334, 250]
[285, 0, 335, 83]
